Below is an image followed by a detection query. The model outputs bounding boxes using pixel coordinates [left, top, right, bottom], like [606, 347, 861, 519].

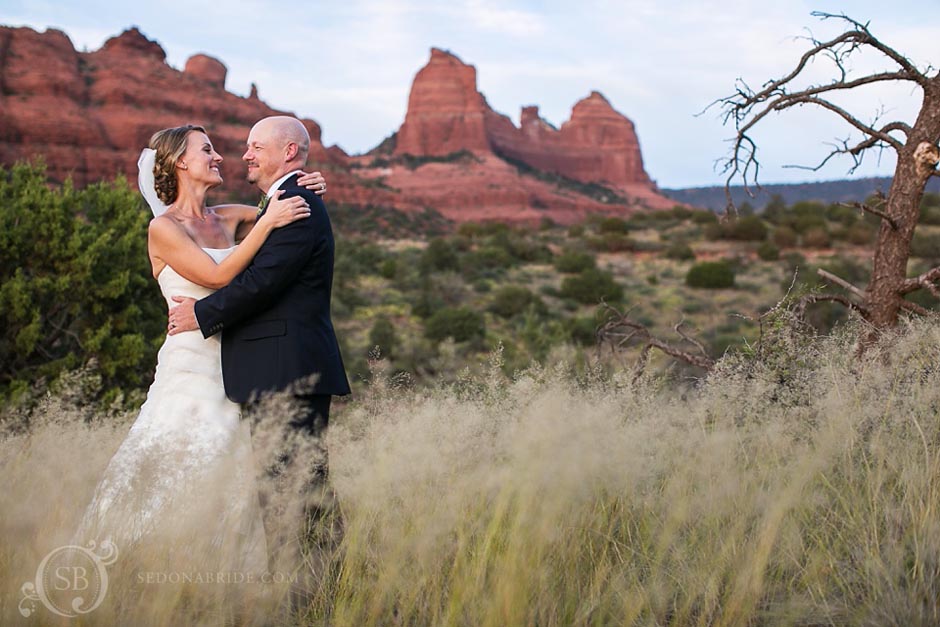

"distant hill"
[664, 177, 940, 211]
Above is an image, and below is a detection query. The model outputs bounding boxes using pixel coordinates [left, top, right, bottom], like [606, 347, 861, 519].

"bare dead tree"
[714, 12, 940, 340]
[596, 302, 716, 376]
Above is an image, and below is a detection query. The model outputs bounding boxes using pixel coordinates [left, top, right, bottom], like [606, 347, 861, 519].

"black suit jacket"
[194, 174, 351, 403]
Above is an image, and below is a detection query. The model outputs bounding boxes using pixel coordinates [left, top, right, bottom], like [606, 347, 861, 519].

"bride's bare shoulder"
[148, 214, 188, 243]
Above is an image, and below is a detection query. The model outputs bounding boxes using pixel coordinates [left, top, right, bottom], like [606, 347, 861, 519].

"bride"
[74, 124, 328, 572]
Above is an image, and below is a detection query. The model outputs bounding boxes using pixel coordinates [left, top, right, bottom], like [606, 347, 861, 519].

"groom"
[167, 115, 350, 553]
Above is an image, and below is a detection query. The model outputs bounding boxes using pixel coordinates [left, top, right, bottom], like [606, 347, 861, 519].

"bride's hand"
[297, 171, 327, 195]
[259, 191, 310, 228]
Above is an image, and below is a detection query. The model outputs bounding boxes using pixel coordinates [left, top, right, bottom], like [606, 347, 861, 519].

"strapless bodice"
[156, 247, 235, 308]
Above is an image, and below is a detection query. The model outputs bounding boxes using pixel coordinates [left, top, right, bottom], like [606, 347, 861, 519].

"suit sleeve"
[195, 189, 323, 338]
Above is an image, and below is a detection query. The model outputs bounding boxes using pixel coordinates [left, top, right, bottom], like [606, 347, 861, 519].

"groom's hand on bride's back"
[167, 296, 199, 335]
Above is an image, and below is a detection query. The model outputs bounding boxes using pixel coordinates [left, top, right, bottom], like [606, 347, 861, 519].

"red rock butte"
[0, 26, 332, 202]
[395, 49, 657, 191]
[0, 28, 678, 223]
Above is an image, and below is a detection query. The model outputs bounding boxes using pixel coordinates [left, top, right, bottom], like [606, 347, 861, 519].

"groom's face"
[243, 122, 282, 190]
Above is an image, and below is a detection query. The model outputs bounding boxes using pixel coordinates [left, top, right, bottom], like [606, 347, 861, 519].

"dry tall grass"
[3, 318, 940, 626]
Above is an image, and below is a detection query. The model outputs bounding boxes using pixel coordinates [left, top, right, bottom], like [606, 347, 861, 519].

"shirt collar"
[265, 170, 304, 198]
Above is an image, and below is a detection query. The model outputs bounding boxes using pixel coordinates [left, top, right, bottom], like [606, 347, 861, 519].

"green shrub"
[757, 241, 780, 261]
[664, 241, 696, 261]
[597, 217, 630, 234]
[587, 233, 636, 253]
[424, 307, 485, 343]
[560, 268, 624, 304]
[567, 224, 585, 238]
[410, 291, 445, 319]
[420, 238, 459, 273]
[464, 246, 514, 271]
[369, 317, 399, 357]
[379, 258, 398, 279]
[801, 227, 832, 249]
[845, 222, 876, 245]
[911, 231, 940, 258]
[726, 215, 768, 241]
[686, 261, 735, 289]
[0, 162, 164, 405]
[566, 316, 598, 346]
[488, 286, 544, 319]
[554, 250, 596, 273]
[920, 204, 940, 226]
[772, 226, 798, 248]
[691, 210, 719, 224]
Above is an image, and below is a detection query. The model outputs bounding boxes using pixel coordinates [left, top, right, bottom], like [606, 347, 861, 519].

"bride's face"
[179, 132, 223, 188]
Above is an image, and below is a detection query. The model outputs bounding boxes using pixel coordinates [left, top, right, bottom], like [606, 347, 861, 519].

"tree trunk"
[866, 77, 940, 335]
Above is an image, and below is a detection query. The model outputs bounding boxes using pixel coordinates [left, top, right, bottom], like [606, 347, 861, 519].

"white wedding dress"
[74, 247, 267, 572]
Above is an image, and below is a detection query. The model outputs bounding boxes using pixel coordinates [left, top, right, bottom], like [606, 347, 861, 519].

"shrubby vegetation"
[686, 261, 735, 289]
[0, 162, 163, 406]
[6, 163, 940, 410]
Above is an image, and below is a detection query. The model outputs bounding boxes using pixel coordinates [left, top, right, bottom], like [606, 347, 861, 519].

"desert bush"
[424, 307, 485, 343]
[844, 221, 876, 245]
[597, 216, 630, 234]
[686, 261, 735, 289]
[488, 286, 544, 319]
[664, 241, 696, 261]
[691, 210, 719, 224]
[559, 268, 623, 304]
[772, 226, 798, 248]
[369, 317, 399, 357]
[725, 215, 768, 241]
[553, 250, 596, 273]
[910, 230, 940, 258]
[801, 226, 832, 248]
[586, 233, 636, 253]
[756, 241, 780, 261]
[465, 246, 514, 271]
[420, 237, 459, 274]
[0, 162, 163, 406]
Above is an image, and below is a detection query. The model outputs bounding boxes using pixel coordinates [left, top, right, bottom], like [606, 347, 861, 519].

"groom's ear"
[284, 141, 299, 162]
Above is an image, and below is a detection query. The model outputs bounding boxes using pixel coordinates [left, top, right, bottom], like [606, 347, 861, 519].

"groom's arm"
[194, 190, 324, 338]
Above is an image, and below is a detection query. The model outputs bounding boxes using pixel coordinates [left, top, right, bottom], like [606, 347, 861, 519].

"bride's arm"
[225, 171, 328, 242]
[148, 192, 310, 290]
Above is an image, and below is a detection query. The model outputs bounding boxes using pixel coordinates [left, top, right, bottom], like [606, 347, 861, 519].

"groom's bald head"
[259, 116, 310, 160]
[243, 116, 311, 190]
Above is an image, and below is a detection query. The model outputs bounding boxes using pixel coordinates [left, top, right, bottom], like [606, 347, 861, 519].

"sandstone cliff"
[388, 48, 675, 214]
[0, 26, 341, 202]
[0, 28, 676, 224]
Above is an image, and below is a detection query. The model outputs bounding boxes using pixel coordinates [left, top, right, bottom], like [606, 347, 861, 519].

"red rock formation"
[184, 54, 227, 89]
[0, 26, 341, 203]
[394, 49, 489, 156]
[488, 93, 652, 188]
[391, 48, 674, 211]
[0, 28, 678, 224]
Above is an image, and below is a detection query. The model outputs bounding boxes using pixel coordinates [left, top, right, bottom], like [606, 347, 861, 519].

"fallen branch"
[596, 303, 716, 373]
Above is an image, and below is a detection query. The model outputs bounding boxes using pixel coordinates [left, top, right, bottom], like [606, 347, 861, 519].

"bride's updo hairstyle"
[149, 124, 207, 205]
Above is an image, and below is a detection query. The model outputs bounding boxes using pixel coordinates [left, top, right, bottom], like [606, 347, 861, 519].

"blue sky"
[3, 1, 937, 188]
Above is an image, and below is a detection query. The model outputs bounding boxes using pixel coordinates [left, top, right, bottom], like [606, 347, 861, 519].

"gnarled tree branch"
[596, 303, 716, 372]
